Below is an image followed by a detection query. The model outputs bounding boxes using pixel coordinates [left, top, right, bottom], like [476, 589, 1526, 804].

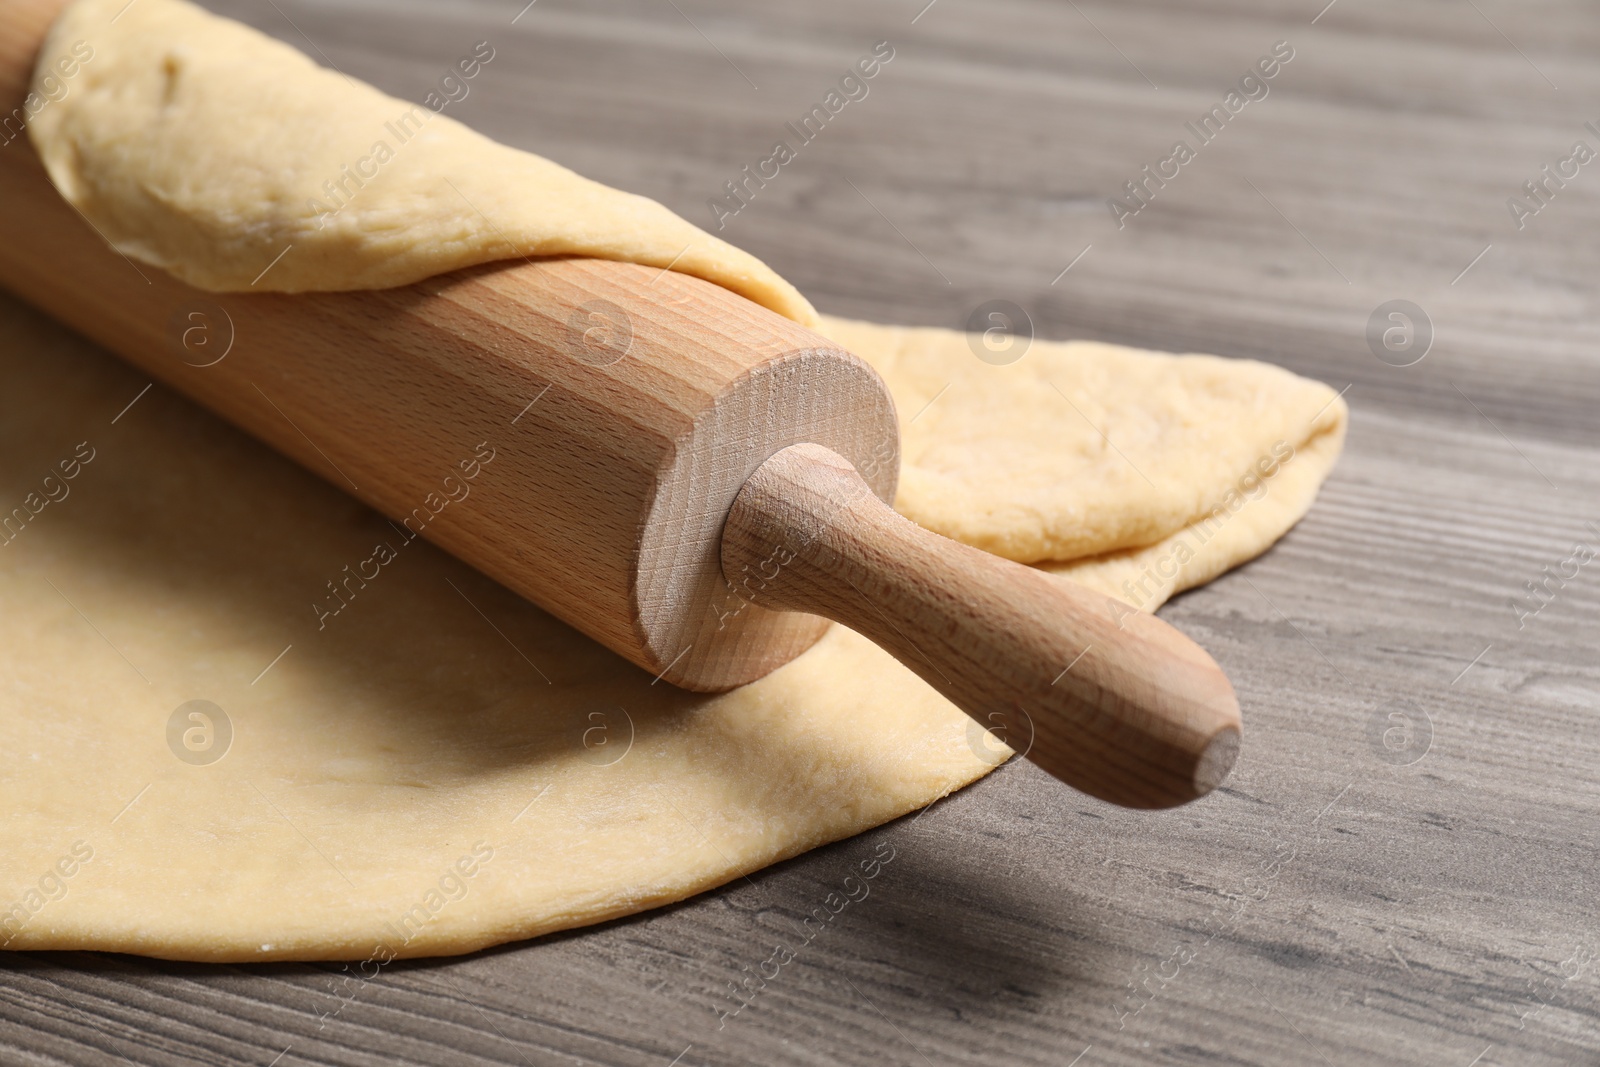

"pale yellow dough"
[0, 295, 991, 962]
[3, 0, 1347, 961]
[28, 0, 818, 324]
[818, 318, 1348, 588]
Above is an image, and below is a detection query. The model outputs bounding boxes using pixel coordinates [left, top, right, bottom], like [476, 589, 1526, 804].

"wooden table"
[4, 0, 1598, 1064]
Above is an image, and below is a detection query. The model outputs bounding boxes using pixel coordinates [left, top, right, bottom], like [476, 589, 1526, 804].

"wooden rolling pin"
[0, 4, 1240, 808]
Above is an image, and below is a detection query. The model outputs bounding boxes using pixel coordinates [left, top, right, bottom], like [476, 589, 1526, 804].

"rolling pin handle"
[720, 442, 1242, 809]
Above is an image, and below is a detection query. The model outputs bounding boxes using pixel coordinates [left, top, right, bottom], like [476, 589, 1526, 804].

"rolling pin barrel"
[0, 0, 1240, 808]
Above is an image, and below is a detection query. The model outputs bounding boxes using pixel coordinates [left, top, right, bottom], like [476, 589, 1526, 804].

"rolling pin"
[0, 3, 1240, 809]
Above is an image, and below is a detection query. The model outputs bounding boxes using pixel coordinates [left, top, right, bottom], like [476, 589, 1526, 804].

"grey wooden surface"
[4, 0, 1599, 1064]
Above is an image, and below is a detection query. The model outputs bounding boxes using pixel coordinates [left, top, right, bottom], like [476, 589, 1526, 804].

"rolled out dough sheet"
[0, 0, 1347, 961]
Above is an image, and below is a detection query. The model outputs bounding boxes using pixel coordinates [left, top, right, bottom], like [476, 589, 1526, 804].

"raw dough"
[0, 294, 989, 961]
[0, 0, 1347, 961]
[819, 318, 1346, 579]
[27, 0, 817, 324]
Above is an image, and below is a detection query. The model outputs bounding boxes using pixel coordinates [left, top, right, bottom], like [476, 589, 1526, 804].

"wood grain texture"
[2, 0, 1598, 1065]
[723, 442, 1241, 808]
